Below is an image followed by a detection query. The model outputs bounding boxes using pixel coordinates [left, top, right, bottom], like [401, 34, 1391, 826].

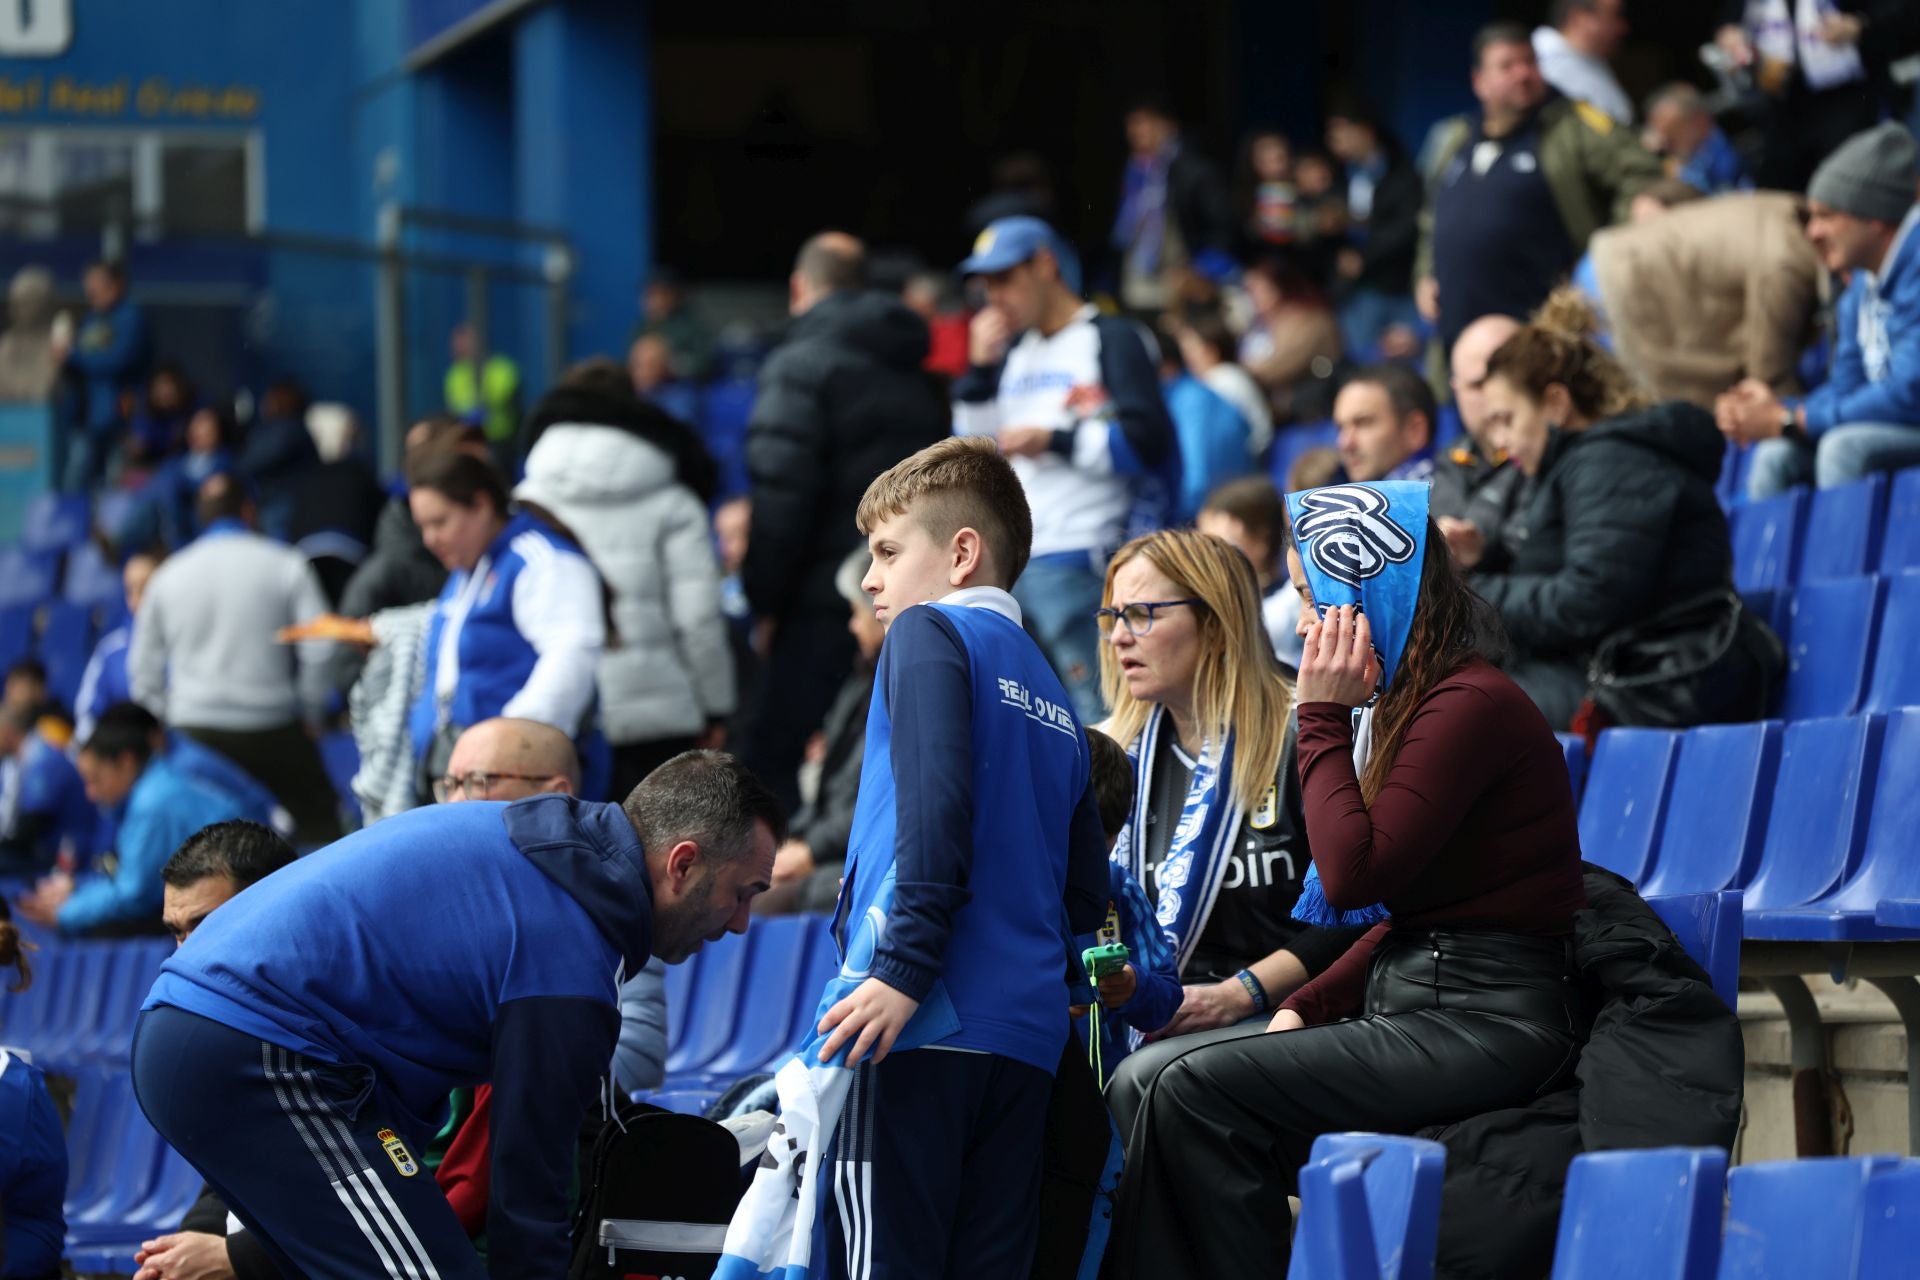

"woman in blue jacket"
[0, 899, 66, 1280]
[404, 449, 607, 800]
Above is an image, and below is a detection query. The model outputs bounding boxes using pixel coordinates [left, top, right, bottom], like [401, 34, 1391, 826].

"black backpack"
[568, 1102, 746, 1280]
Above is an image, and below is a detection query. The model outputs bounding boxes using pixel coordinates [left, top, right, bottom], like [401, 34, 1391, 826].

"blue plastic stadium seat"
[1555, 733, 1587, 804]
[1778, 575, 1884, 721]
[681, 914, 817, 1088]
[1639, 722, 1780, 897]
[1717, 1156, 1900, 1279]
[1880, 466, 1920, 574]
[1646, 892, 1743, 1008]
[60, 1068, 134, 1232]
[62, 542, 122, 611]
[1741, 716, 1881, 916]
[38, 598, 96, 715]
[1287, 1133, 1446, 1280]
[1864, 570, 1920, 713]
[1717, 440, 1763, 511]
[766, 914, 844, 1072]
[1801, 474, 1888, 582]
[1295, 1155, 1381, 1280]
[1576, 729, 1681, 886]
[1859, 1161, 1920, 1278]
[1552, 1147, 1727, 1280]
[0, 547, 59, 609]
[1739, 588, 1781, 640]
[697, 377, 757, 502]
[1270, 420, 1340, 490]
[0, 603, 32, 668]
[92, 489, 140, 547]
[19, 493, 90, 554]
[662, 927, 755, 1080]
[1730, 490, 1807, 593]
[646, 1089, 722, 1117]
[1746, 707, 1920, 940]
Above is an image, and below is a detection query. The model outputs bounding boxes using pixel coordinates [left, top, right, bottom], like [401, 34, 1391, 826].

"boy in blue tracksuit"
[131, 751, 782, 1280]
[813, 436, 1110, 1279]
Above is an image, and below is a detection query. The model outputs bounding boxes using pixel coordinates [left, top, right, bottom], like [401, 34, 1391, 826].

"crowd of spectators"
[2, 5, 1920, 1275]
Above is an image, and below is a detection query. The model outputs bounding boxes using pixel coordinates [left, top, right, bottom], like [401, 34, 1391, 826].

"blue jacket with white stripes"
[146, 795, 651, 1278]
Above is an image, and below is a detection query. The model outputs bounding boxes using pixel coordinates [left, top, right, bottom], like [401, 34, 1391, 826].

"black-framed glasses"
[1095, 598, 1204, 638]
[433, 771, 552, 804]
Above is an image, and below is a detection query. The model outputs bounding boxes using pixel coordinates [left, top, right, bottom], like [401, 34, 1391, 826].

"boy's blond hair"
[855, 436, 1034, 587]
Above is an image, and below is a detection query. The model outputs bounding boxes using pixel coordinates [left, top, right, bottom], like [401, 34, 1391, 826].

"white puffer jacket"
[516, 423, 734, 744]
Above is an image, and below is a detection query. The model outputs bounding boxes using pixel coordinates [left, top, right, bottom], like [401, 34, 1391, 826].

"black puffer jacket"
[1476, 401, 1733, 662]
[1418, 865, 1745, 1279]
[743, 291, 948, 619]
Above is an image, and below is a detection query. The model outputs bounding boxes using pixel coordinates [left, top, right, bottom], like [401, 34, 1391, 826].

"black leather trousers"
[1103, 928, 1585, 1280]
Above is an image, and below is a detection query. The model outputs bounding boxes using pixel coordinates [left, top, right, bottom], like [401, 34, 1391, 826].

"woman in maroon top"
[1106, 504, 1587, 1277]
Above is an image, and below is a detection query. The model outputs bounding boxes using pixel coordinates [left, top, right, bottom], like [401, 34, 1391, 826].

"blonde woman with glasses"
[1094, 528, 1365, 1133]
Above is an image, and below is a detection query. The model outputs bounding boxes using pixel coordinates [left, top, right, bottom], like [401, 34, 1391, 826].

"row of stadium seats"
[0, 540, 121, 614]
[1576, 708, 1920, 941]
[1294, 1134, 1916, 1279]
[1733, 469, 1920, 594]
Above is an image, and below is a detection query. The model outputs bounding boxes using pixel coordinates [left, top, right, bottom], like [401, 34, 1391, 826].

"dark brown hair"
[1285, 516, 1509, 802]
[1085, 729, 1137, 842]
[404, 447, 511, 516]
[1201, 476, 1286, 559]
[0, 895, 32, 993]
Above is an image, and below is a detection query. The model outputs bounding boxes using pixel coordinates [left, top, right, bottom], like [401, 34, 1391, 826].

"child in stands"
[814, 436, 1110, 1278]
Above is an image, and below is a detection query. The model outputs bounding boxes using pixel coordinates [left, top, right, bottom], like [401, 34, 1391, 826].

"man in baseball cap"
[1717, 121, 1920, 494]
[951, 216, 1176, 725]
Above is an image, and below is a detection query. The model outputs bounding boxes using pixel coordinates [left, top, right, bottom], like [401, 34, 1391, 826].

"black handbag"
[1584, 589, 1784, 728]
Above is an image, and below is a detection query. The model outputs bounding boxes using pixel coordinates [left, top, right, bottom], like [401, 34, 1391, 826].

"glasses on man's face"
[1095, 598, 1204, 639]
[432, 771, 551, 804]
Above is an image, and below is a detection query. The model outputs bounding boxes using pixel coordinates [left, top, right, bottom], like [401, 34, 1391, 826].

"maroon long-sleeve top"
[1279, 658, 1588, 1026]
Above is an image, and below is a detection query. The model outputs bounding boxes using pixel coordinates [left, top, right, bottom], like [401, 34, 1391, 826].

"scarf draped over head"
[1282, 480, 1431, 928]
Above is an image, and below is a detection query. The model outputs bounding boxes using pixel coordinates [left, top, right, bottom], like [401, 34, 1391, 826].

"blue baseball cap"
[957, 216, 1062, 276]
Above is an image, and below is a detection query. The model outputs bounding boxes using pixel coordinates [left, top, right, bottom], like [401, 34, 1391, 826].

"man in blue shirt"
[812, 436, 1109, 1278]
[1644, 83, 1751, 195]
[1720, 123, 1920, 494]
[132, 750, 780, 1280]
[15, 702, 238, 936]
[0, 706, 97, 879]
[55, 259, 147, 492]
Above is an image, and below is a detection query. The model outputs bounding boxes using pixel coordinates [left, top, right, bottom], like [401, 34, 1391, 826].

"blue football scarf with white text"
[1110, 703, 1242, 977]
[1283, 480, 1430, 928]
[715, 862, 960, 1278]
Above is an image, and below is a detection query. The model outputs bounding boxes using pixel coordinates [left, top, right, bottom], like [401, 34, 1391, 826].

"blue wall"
[0, 0, 660, 448]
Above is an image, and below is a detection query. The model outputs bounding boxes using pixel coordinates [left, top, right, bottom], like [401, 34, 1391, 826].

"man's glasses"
[1095, 598, 1204, 638]
[432, 771, 551, 804]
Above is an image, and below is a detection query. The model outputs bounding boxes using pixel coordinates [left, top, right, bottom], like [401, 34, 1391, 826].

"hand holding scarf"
[1283, 480, 1431, 927]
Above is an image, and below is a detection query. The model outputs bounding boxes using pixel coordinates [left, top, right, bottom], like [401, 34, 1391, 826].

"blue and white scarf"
[1283, 480, 1430, 928]
[716, 863, 960, 1279]
[1110, 704, 1243, 977]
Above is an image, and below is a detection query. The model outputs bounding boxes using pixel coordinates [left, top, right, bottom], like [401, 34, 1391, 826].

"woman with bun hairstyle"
[1441, 289, 1768, 730]
[0, 898, 67, 1280]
